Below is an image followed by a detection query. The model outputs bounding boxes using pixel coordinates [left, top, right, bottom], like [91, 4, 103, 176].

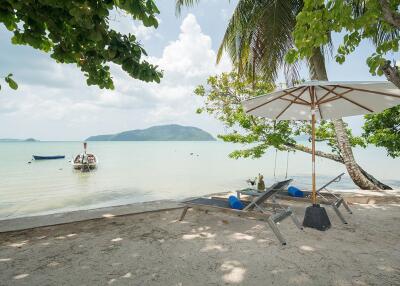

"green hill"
[0, 138, 38, 142]
[86, 124, 216, 141]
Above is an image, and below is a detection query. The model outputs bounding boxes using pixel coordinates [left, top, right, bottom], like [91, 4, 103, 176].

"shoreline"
[1, 189, 399, 233]
[0, 200, 183, 233]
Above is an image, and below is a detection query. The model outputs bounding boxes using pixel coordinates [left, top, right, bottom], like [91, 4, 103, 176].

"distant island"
[0, 138, 38, 142]
[86, 124, 216, 141]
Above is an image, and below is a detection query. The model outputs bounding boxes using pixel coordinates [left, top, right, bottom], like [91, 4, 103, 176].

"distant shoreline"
[0, 138, 38, 142]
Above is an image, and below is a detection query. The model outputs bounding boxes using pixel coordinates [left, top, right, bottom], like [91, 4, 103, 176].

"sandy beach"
[0, 197, 399, 286]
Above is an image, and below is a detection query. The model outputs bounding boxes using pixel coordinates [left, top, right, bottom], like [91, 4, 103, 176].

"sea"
[0, 141, 399, 220]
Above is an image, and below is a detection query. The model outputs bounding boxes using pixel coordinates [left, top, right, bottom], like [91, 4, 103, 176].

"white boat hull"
[72, 154, 98, 171]
[72, 163, 97, 170]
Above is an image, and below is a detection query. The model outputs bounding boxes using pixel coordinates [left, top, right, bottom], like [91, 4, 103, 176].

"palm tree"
[176, 0, 390, 189]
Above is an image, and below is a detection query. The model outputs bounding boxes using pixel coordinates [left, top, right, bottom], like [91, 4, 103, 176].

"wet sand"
[0, 200, 399, 286]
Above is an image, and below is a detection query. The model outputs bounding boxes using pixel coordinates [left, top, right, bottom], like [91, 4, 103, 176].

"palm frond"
[217, 0, 303, 84]
[175, 0, 201, 16]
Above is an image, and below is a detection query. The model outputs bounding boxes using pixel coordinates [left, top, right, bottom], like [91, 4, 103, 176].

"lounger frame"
[275, 173, 352, 224]
[236, 174, 352, 224]
[179, 180, 303, 245]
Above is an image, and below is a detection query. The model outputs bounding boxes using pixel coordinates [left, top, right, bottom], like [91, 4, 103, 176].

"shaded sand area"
[0, 201, 399, 285]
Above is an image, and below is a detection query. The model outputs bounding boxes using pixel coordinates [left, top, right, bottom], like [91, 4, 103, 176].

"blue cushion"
[228, 195, 244, 210]
[288, 186, 304, 197]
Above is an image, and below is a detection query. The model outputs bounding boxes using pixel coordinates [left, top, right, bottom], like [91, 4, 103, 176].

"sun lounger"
[273, 173, 353, 224]
[310, 172, 352, 223]
[236, 179, 293, 201]
[179, 179, 303, 245]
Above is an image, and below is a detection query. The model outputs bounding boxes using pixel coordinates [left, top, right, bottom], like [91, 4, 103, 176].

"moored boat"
[72, 142, 98, 171]
[33, 155, 65, 160]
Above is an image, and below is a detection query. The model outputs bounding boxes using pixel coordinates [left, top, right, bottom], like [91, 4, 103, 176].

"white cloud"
[153, 14, 230, 81]
[133, 20, 161, 41]
[102, 13, 232, 126]
[0, 14, 231, 140]
[109, 11, 161, 41]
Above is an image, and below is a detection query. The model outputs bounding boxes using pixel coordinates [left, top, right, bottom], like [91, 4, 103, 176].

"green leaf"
[5, 76, 18, 90]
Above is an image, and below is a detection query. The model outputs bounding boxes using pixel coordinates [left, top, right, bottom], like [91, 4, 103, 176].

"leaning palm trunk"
[309, 48, 390, 190]
[332, 120, 379, 189]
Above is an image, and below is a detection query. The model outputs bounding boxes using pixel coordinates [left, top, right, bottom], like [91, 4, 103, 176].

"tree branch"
[284, 143, 344, 163]
[284, 143, 393, 189]
[251, 114, 343, 163]
[378, 0, 400, 28]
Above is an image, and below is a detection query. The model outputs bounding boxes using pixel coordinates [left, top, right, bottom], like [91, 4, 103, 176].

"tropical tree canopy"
[218, 0, 304, 85]
[195, 72, 366, 160]
[0, 0, 163, 89]
[363, 106, 400, 158]
[284, 0, 400, 159]
[286, 0, 400, 83]
[177, 0, 304, 85]
[177, 0, 395, 190]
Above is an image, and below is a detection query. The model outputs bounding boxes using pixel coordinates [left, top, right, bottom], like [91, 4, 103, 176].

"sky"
[0, 0, 397, 141]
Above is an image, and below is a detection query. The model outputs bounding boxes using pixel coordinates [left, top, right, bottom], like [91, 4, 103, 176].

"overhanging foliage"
[363, 105, 400, 158]
[0, 0, 163, 89]
[286, 0, 400, 78]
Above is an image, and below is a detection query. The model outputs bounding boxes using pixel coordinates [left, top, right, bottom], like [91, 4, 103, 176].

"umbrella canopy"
[242, 81, 400, 230]
[242, 81, 400, 120]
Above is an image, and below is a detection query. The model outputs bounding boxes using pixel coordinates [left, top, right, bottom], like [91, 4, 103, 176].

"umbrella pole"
[311, 109, 317, 205]
[302, 87, 331, 231]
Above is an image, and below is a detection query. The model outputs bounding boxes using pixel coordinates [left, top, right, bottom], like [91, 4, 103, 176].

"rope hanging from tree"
[273, 149, 278, 181]
[285, 150, 290, 179]
[273, 149, 291, 181]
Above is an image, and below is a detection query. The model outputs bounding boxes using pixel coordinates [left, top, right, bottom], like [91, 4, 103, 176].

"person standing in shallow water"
[257, 174, 265, 191]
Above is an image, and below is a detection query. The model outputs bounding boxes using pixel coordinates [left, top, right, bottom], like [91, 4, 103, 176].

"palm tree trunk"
[382, 60, 400, 88]
[284, 143, 391, 190]
[308, 48, 391, 190]
[378, 0, 400, 28]
[332, 119, 378, 189]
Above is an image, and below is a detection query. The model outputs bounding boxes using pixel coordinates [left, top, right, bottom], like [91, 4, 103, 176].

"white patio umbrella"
[242, 81, 400, 230]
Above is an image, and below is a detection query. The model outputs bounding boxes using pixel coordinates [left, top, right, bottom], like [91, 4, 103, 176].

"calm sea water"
[0, 141, 399, 219]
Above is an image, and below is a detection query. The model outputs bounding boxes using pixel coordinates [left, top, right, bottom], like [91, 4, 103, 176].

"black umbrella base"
[302, 204, 331, 231]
